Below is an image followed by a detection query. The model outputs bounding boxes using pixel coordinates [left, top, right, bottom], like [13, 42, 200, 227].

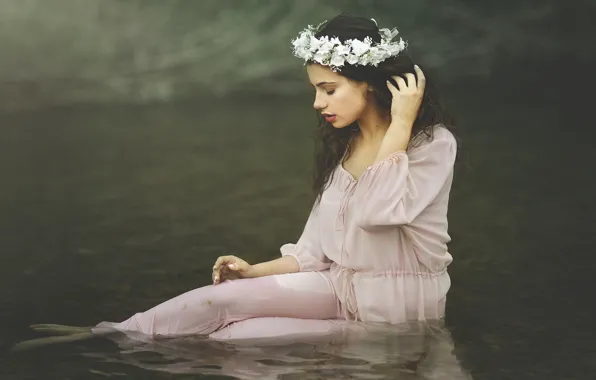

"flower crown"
[291, 20, 407, 72]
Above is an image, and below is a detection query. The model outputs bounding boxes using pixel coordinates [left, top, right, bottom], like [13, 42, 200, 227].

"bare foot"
[29, 324, 92, 335]
[11, 332, 95, 352]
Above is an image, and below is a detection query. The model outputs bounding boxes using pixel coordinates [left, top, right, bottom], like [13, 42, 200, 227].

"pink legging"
[93, 270, 348, 342]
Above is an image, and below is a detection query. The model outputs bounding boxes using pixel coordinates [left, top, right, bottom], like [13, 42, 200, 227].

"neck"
[356, 106, 391, 144]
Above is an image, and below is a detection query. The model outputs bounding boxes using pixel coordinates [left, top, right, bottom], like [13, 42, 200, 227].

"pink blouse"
[281, 126, 457, 323]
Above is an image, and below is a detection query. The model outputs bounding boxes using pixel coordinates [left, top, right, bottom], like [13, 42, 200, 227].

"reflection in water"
[82, 319, 471, 379]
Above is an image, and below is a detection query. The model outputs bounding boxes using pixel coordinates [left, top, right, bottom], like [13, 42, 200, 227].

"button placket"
[334, 178, 357, 231]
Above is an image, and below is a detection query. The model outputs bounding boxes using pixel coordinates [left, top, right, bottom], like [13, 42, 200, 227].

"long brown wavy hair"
[308, 14, 458, 204]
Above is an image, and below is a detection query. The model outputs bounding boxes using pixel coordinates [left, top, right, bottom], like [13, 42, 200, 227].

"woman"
[25, 13, 458, 345]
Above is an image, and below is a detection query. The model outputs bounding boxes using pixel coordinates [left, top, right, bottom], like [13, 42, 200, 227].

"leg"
[208, 317, 366, 346]
[93, 270, 340, 337]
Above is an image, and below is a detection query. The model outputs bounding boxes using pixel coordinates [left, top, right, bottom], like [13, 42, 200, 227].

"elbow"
[280, 244, 331, 272]
[280, 244, 303, 272]
[285, 254, 302, 273]
[356, 216, 412, 231]
[355, 206, 413, 230]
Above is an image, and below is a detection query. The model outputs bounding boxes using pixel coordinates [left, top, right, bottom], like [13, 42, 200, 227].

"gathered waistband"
[332, 264, 448, 322]
[333, 264, 447, 277]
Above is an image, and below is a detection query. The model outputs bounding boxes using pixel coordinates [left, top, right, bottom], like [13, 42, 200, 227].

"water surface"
[0, 88, 594, 379]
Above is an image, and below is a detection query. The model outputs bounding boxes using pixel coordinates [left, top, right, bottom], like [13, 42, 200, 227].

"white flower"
[330, 54, 346, 68]
[386, 38, 406, 55]
[335, 44, 350, 56]
[330, 37, 342, 46]
[293, 30, 311, 48]
[350, 39, 370, 57]
[309, 35, 324, 51]
[380, 27, 399, 40]
[346, 54, 360, 65]
[369, 46, 389, 63]
[358, 54, 372, 66]
[319, 40, 335, 54]
[313, 50, 329, 64]
[300, 47, 314, 61]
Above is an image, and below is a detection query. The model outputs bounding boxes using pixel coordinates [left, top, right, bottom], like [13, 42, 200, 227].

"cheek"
[335, 89, 367, 119]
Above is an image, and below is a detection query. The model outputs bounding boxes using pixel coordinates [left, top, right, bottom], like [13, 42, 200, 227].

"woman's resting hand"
[212, 255, 252, 284]
[211, 255, 300, 284]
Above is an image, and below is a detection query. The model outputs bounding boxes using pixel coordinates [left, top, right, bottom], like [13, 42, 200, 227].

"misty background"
[0, 0, 592, 111]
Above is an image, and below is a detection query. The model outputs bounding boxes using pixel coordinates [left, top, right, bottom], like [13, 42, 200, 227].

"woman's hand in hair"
[386, 65, 426, 128]
[373, 65, 427, 163]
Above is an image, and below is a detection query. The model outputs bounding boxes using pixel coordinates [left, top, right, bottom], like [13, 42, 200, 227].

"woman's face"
[306, 64, 369, 129]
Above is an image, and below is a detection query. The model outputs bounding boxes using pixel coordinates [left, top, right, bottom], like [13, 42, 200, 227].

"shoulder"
[407, 124, 457, 166]
[431, 124, 457, 146]
[410, 124, 457, 152]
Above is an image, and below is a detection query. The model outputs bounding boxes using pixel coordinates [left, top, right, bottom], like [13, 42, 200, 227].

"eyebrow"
[315, 81, 336, 87]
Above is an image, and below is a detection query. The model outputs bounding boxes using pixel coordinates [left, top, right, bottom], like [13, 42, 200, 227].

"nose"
[313, 91, 326, 111]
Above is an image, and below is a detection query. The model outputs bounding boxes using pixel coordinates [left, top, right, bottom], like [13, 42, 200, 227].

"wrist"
[386, 123, 411, 147]
[388, 119, 413, 131]
[243, 264, 260, 278]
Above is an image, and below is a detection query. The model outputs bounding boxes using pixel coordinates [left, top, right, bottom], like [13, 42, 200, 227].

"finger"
[212, 256, 223, 271]
[404, 73, 416, 88]
[228, 257, 248, 269]
[227, 262, 239, 270]
[414, 65, 426, 91]
[386, 80, 399, 95]
[226, 261, 247, 273]
[212, 255, 234, 284]
[219, 266, 233, 281]
[386, 80, 395, 91]
[221, 265, 241, 280]
[393, 75, 407, 91]
[213, 255, 235, 271]
[212, 257, 222, 284]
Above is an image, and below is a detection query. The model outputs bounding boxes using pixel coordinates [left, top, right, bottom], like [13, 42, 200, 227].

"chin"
[331, 119, 355, 129]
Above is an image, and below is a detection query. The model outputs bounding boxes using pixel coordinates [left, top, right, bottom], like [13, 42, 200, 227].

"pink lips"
[324, 114, 337, 123]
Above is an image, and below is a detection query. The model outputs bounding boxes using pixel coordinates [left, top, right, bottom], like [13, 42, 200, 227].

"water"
[0, 78, 594, 379]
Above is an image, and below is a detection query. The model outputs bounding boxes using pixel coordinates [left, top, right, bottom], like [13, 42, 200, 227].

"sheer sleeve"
[353, 134, 457, 229]
[280, 202, 332, 272]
